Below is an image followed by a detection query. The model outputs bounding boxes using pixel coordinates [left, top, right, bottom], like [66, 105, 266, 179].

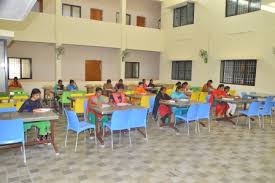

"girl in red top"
[210, 84, 229, 117]
[110, 84, 126, 104]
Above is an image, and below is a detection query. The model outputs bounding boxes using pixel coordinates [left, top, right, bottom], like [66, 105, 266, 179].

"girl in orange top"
[209, 84, 229, 117]
[135, 82, 147, 94]
[8, 77, 22, 88]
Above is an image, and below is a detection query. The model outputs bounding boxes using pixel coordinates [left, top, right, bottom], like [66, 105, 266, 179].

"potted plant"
[199, 49, 208, 63]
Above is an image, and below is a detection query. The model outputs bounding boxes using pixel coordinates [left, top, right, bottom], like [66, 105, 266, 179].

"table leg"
[50, 120, 59, 155]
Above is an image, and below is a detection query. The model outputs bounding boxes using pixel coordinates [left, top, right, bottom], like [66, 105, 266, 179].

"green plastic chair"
[58, 91, 72, 114]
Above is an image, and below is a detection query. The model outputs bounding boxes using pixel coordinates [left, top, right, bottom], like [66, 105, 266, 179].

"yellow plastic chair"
[0, 103, 14, 108]
[140, 95, 150, 109]
[13, 95, 28, 100]
[124, 90, 134, 95]
[199, 92, 208, 103]
[16, 101, 24, 111]
[85, 93, 95, 97]
[190, 92, 200, 102]
[73, 98, 85, 113]
[0, 96, 9, 101]
[166, 89, 173, 96]
[229, 90, 236, 96]
[70, 93, 83, 97]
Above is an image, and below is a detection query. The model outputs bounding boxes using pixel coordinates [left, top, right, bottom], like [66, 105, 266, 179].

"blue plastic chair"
[105, 110, 131, 151]
[175, 104, 199, 135]
[197, 103, 211, 133]
[241, 92, 248, 99]
[149, 96, 155, 113]
[129, 108, 148, 142]
[64, 109, 96, 152]
[0, 107, 17, 113]
[259, 101, 273, 128]
[83, 100, 88, 121]
[0, 119, 26, 164]
[206, 95, 210, 103]
[237, 101, 261, 130]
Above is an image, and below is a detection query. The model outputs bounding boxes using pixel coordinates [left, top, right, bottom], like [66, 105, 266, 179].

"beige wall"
[7, 41, 56, 81]
[61, 44, 121, 81]
[160, 0, 275, 93]
[126, 50, 160, 80]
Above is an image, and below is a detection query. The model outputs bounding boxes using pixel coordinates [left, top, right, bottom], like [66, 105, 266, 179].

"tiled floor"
[1, 114, 275, 183]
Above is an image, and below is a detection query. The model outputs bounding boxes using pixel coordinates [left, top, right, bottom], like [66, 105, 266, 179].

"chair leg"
[262, 116, 265, 128]
[94, 129, 97, 145]
[65, 129, 68, 147]
[75, 133, 79, 152]
[145, 127, 148, 143]
[119, 130, 122, 144]
[270, 115, 273, 127]
[22, 142, 26, 164]
[197, 121, 200, 133]
[236, 113, 239, 126]
[111, 131, 114, 151]
[248, 117, 251, 130]
[84, 130, 87, 143]
[258, 116, 262, 128]
[128, 129, 132, 146]
[187, 122, 190, 136]
[208, 119, 211, 133]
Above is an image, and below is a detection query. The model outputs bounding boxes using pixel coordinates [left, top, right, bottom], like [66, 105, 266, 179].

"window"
[171, 61, 192, 80]
[125, 62, 139, 79]
[116, 12, 131, 25]
[226, 0, 261, 17]
[62, 4, 81, 18]
[220, 60, 257, 86]
[8, 58, 32, 79]
[173, 3, 194, 27]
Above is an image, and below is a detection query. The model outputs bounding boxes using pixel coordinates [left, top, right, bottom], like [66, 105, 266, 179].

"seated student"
[115, 79, 125, 89]
[152, 87, 175, 128]
[54, 80, 64, 93]
[224, 86, 238, 116]
[19, 88, 50, 141]
[202, 80, 214, 93]
[171, 86, 189, 116]
[103, 79, 113, 90]
[67, 79, 78, 91]
[181, 82, 189, 93]
[86, 87, 109, 145]
[110, 84, 126, 104]
[8, 77, 22, 89]
[209, 84, 228, 117]
[142, 79, 147, 88]
[148, 79, 155, 88]
[135, 82, 147, 94]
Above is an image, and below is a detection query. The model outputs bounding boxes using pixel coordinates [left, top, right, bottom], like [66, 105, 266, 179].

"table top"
[0, 111, 59, 123]
[91, 105, 146, 115]
[126, 94, 155, 99]
[217, 98, 256, 104]
[160, 100, 195, 108]
[246, 93, 275, 98]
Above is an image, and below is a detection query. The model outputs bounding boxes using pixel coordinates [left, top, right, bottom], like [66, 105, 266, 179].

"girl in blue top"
[67, 79, 78, 91]
[171, 86, 189, 116]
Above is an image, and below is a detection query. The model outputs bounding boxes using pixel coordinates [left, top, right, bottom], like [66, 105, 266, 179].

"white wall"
[127, 0, 161, 28]
[61, 44, 121, 81]
[125, 49, 160, 80]
[7, 41, 56, 81]
[160, 0, 275, 94]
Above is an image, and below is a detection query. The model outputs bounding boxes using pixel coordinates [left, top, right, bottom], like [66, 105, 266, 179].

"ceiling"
[0, 0, 36, 21]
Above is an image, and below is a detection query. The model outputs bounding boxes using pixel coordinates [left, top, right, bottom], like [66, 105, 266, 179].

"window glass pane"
[171, 61, 192, 80]
[180, 6, 188, 26]
[72, 6, 81, 18]
[8, 58, 21, 79]
[226, 0, 238, 16]
[174, 8, 181, 27]
[249, 0, 261, 12]
[187, 3, 194, 24]
[21, 59, 31, 78]
[126, 14, 131, 25]
[132, 63, 139, 78]
[237, 0, 249, 14]
[125, 62, 139, 78]
[62, 4, 71, 17]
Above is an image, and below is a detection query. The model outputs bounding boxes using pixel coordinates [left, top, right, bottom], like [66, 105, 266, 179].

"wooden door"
[38, 0, 43, 12]
[90, 8, 103, 21]
[136, 16, 146, 27]
[85, 60, 102, 81]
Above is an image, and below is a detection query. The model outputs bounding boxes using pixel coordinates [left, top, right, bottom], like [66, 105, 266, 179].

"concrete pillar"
[120, 0, 127, 79]
[0, 40, 8, 92]
[55, 0, 62, 81]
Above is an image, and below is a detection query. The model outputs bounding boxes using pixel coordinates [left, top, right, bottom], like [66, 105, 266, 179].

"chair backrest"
[60, 91, 72, 103]
[248, 101, 260, 115]
[73, 98, 85, 113]
[199, 92, 208, 103]
[229, 90, 236, 96]
[0, 103, 14, 108]
[0, 119, 24, 144]
[129, 108, 148, 128]
[140, 96, 150, 109]
[71, 93, 83, 97]
[64, 109, 80, 130]
[190, 92, 200, 102]
[206, 95, 210, 103]
[197, 103, 211, 120]
[0, 107, 17, 113]
[262, 101, 273, 115]
[166, 89, 173, 96]
[186, 104, 199, 120]
[111, 110, 131, 131]
[265, 96, 274, 103]
[149, 96, 155, 113]
[241, 92, 248, 99]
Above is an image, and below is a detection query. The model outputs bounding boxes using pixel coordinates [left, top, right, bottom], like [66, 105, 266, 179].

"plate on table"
[34, 108, 52, 113]
[116, 103, 131, 107]
[179, 99, 189, 102]
[101, 104, 111, 108]
[168, 100, 176, 103]
[222, 98, 234, 101]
